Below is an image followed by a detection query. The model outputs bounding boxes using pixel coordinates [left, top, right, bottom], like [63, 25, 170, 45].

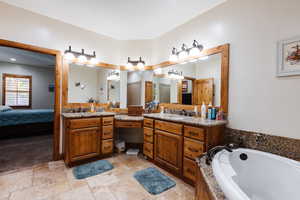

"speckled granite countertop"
[143, 113, 227, 127]
[197, 157, 226, 200]
[114, 115, 144, 121]
[62, 112, 115, 118]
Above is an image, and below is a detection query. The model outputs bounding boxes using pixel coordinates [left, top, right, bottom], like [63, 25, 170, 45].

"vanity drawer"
[115, 121, 142, 128]
[102, 139, 113, 154]
[144, 118, 154, 128]
[102, 125, 113, 139]
[69, 118, 100, 129]
[102, 117, 114, 126]
[184, 138, 204, 160]
[183, 157, 197, 182]
[144, 127, 153, 135]
[184, 126, 205, 141]
[143, 142, 153, 159]
[144, 127, 154, 143]
[155, 120, 182, 135]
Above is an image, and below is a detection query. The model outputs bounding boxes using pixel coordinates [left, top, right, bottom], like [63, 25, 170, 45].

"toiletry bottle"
[194, 106, 198, 117]
[90, 103, 95, 112]
[201, 102, 206, 119]
[211, 106, 217, 120]
[217, 109, 224, 120]
[207, 102, 212, 120]
[216, 110, 221, 120]
[160, 106, 164, 114]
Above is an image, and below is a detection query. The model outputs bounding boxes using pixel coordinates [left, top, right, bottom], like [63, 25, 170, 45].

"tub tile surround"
[225, 128, 300, 161]
[197, 128, 300, 200]
[197, 158, 226, 200]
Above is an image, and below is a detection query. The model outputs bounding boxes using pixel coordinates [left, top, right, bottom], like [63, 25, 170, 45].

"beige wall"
[1, 0, 300, 142]
[0, 2, 121, 64]
[152, 0, 300, 139]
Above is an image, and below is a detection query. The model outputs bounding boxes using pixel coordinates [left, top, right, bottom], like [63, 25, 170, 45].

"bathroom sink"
[160, 114, 185, 120]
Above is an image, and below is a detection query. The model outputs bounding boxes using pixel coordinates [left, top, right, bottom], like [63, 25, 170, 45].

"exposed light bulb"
[10, 58, 16, 62]
[89, 57, 98, 66]
[178, 50, 188, 60]
[64, 52, 75, 61]
[137, 62, 144, 70]
[126, 62, 133, 70]
[77, 55, 87, 65]
[189, 47, 201, 56]
[169, 54, 178, 62]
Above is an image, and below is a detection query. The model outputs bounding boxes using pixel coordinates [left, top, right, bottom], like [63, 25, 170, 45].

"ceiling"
[0, 46, 55, 67]
[0, 0, 226, 40]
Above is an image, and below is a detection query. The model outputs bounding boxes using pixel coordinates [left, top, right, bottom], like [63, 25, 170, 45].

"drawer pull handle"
[189, 131, 198, 136]
[186, 168, 195, 175]
[188, 147, 199, 153]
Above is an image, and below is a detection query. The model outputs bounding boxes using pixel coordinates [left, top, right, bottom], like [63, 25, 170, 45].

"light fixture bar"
[169, 40, 204, 62]
[64, 46, 97, 59]
[126, 57, 145, 71]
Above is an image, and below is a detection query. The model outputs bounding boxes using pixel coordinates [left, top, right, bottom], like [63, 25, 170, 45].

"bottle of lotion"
[201, 102, 206, 119]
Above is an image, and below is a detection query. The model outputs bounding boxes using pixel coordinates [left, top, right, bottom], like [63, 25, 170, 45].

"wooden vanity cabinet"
[143, 117, 224, 185]
[143, 118, 154, 159]
[155, 129, 183, 175]
[63, 116, 114, 166]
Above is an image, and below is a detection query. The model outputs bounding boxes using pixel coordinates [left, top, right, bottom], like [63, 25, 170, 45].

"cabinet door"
[155, 130, 183, 175]
[69, 127, 100, 161]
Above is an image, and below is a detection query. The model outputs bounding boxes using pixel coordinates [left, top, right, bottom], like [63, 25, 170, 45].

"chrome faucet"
[205, 143, 238, 165]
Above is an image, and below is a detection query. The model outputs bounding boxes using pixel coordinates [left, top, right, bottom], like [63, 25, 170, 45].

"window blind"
[4, 75, 31, 107]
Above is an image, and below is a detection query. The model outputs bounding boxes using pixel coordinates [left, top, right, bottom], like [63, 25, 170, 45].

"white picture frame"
[277, 36, 300, 77]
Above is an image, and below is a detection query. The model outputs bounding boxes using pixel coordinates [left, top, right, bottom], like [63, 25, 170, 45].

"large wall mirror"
[153, 54, 221, 106]
[63, 62, 121, 108]
[152, 44, 229, 113]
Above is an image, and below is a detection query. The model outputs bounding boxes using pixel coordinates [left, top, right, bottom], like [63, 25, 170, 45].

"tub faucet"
[205, 143, 238, 165]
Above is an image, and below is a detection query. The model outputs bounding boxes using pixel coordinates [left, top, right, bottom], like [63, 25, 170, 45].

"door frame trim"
[0, 39, 62, 161]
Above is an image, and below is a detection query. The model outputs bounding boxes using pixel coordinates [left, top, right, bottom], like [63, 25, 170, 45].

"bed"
[0, 109, 54, 139]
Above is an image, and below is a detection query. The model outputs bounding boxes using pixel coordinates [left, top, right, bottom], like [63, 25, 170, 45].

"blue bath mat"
[73, 160, 113, 179]
[134, 167, 176, 195]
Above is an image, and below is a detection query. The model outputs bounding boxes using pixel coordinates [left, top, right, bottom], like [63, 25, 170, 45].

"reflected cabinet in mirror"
[152, 44, 229, 113]
[63, 61, 120, 108]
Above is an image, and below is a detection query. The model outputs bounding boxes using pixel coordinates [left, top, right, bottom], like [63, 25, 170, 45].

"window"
[3, 74, 32, 108]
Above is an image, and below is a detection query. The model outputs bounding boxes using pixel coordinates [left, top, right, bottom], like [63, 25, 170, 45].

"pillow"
[0, 105, 12, 112]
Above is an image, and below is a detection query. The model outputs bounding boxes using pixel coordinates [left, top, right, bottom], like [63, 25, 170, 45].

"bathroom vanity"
[62, 112, 115, 166]
[143, 113, 226, 185]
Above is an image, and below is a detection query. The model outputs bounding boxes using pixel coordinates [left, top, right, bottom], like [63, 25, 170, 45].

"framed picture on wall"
[277, 36, 300, 77]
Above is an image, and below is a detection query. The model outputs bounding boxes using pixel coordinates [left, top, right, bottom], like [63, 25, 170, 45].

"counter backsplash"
[225, 128, 300, 161]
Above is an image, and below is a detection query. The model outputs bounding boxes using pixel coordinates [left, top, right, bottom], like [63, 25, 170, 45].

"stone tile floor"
[0, 154, 195, 200]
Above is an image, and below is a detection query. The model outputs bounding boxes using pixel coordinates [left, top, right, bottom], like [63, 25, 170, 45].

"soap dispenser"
[200, 102, 206, 119]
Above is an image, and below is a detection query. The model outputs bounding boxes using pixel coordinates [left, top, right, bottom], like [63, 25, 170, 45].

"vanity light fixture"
[107, 70, 120, 81]
[126, 57, 145, 71]
[169, 40, 204, 62]
[64, 46, 99, 66]
[168, 69, 184, 80]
